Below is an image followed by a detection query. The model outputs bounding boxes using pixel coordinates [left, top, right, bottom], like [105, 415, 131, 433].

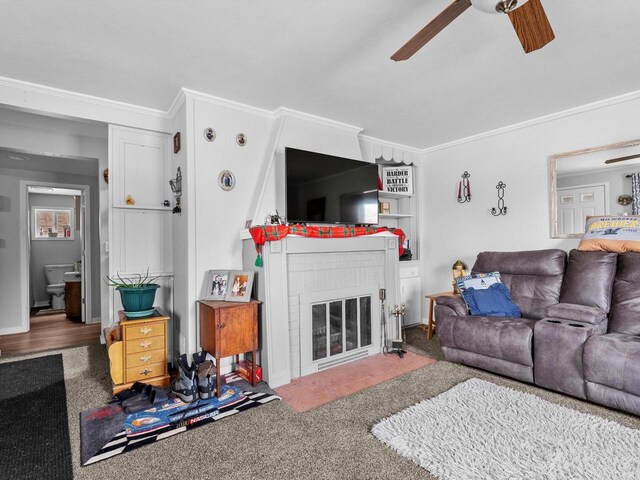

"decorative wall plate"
[618, 194, 633, 206]
[218, 170, 235, 191]
[236, 133, 247, 146]
[204, 128, 216, 142]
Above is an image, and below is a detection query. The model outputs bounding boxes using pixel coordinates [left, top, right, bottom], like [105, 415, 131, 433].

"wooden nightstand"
[107, 309, 171, 394]
[424, 291, 459, 340]
[198, 300, 260, 397]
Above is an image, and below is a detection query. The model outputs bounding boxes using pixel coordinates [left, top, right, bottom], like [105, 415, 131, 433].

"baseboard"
[0, 325, 28, 335]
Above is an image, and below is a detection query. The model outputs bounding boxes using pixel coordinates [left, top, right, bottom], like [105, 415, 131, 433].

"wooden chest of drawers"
[107, 309, 171, 394]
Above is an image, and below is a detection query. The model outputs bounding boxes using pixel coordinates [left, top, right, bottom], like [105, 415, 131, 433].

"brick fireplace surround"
[242, 232, 401, 388]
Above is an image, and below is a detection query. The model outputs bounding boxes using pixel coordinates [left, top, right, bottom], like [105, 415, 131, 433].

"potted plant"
[105, 268, 161, 317]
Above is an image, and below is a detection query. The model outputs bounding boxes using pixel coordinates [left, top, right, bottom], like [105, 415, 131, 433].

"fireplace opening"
[311, 295, 373, 362]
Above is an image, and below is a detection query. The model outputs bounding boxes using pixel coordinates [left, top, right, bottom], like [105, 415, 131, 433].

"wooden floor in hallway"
[0, 313, 101, 356]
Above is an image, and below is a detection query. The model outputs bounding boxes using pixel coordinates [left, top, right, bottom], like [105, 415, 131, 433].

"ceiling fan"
[391, 0, 555, 61]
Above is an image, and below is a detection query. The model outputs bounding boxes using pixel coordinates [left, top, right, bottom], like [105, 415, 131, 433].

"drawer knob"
[140, 368, 152, 376]
[139, 340, 152, 348]
[140, 327, 152, 335]
[139, 355, 152, 363]
[218, 322, 225, 329]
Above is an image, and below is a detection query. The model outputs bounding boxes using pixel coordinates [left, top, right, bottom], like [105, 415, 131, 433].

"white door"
[557, 185, 606, 235]
[80, 193, 87, 323]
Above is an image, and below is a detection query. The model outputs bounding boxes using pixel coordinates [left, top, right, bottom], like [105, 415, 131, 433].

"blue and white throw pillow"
[456, 272, 521, 318]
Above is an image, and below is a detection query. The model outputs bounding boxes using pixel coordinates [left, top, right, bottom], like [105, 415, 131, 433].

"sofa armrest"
[436, 295, 468, 317]
[545, 303, 606, 325]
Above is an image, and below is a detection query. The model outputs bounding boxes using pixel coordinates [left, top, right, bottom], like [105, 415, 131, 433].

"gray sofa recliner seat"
[436, 248, 640, 416]
[583, 252, 640, 415]
[436, 249, 567, 383]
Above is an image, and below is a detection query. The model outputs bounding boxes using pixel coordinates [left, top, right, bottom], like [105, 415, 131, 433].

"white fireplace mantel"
[242, 233, 401, 388]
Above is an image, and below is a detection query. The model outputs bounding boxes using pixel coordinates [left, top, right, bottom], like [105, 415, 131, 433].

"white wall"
[419, 95, 640, 297]
[0, 110, 107, 331]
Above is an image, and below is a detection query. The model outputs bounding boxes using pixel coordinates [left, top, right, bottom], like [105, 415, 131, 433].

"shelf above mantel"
[378, 191, 414, 199]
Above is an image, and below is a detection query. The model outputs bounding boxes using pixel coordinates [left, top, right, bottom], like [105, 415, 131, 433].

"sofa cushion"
[609, 252, 640, 335]
[559, 250, 617, 312]
[437, 314, 536, 366]
[472, 249, 566, 320]
[583, 333, 640, 398]
[545, 303, 606, 325]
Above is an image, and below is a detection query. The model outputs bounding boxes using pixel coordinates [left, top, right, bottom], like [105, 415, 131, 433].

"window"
[32, 207, 74, 240]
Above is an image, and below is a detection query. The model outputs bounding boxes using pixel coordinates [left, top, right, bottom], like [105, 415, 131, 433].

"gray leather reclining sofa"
[435, 249, 640, 416]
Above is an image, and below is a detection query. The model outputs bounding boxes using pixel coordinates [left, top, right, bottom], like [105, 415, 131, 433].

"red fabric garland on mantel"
[249, 225, 405, 267]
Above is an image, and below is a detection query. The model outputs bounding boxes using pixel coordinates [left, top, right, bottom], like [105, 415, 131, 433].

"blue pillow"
[461, 283, 521, 318]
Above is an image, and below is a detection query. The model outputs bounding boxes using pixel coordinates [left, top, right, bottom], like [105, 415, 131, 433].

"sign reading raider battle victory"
[382, 166, 413, 195]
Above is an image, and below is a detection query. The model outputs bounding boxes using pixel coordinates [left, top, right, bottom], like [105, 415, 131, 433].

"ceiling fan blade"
[604, 153, 640, 165]
[507, 0, 555, 53]
[391, 0, 471, 61]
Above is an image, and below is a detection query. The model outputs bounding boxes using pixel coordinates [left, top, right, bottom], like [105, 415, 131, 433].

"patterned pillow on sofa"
[578, 216, 640, 253]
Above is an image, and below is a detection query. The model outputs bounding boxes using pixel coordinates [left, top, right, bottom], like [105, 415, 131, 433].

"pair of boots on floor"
[171, 351, 215, 402]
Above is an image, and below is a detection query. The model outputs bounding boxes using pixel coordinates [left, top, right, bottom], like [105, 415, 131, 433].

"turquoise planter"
[117, 284, 160, 312]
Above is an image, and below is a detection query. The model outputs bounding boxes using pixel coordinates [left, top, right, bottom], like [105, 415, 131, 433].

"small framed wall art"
[173, 132, 181, 154]
[218, 170, 235, 191]
[381, 166, 413, 195]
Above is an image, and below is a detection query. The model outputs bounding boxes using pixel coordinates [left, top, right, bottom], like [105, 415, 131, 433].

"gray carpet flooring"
[2, 326, 639, 480]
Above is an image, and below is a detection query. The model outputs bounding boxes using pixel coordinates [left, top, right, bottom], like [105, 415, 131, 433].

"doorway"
[557, 183, 608, 235]
[13, 179, 100, 352]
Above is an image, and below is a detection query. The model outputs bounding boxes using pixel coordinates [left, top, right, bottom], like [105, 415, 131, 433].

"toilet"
[44, 264, 75, 310]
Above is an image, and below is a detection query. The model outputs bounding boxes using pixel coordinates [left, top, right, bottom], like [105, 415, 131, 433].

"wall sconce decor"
[491, 181, 508, 216]
[457, 171, 471, 203]
[236, 133, 247, 146]
[452, 260, 467, 294]
[169, 166, 182, 214]
[103, 168, 109, 184]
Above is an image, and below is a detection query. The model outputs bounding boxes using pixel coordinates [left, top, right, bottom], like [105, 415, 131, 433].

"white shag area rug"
[372, 378, 640, 480]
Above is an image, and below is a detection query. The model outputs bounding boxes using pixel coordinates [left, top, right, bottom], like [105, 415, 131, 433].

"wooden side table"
[198, 300, 260, 397]
[425, 291, 459, 340]
[108, 308, 171, 394]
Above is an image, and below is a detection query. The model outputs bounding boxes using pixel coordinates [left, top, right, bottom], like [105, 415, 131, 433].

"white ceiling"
[2, 0, 640, 149]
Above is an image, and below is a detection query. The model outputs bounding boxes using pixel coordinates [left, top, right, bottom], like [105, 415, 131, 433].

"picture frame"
[218, 170, 235, 191]
[225, 270, 255, 303]
[382, 166, 413, 195]
[173, 132, 181, 154]
[204, 270, 231, 300]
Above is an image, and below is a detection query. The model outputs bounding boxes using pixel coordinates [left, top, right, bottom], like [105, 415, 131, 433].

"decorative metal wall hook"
[457, 171, 471, 203]
[169, 166, 182, 214]
[491, 181, 507, 216]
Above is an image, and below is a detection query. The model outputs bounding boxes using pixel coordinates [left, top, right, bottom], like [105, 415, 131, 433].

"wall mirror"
[549, 139, 640, 238]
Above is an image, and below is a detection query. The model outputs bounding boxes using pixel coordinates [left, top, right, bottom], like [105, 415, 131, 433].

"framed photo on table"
[225, 271, 255, 303]
[205, 270, 230, 300]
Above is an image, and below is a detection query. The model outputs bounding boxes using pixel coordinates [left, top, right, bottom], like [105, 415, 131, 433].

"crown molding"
[358, 133, 422, 154]
[274, 106, 363, 134]
[166, 89, 187, 119]
[181, 88, 274, 118]
[421, 89, 640, 154]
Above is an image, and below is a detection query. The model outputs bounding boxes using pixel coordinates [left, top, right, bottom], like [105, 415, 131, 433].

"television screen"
[285, 147, 379, 225]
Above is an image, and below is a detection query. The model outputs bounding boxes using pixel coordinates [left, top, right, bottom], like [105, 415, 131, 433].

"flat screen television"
[285, 147, 379, 225]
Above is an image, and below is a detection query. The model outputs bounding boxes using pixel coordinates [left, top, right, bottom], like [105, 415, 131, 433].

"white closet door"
[557, 185, 606, 235]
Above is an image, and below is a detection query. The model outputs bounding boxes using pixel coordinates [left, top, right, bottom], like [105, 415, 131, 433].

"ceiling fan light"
[471, 0, 528, 14]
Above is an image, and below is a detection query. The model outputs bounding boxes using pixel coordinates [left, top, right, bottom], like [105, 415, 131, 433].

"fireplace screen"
[312, 296, 372, 361]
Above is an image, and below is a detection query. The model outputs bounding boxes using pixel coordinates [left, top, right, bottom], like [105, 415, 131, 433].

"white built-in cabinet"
[108, 126, 174, 327]
[375, 162, 422, 326]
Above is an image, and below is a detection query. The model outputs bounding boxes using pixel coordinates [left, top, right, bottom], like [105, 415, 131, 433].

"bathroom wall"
[29, 193, 82, 307]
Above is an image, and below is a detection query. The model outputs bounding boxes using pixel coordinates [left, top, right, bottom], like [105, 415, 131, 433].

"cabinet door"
[111, 126, 171, 208]
[400, 276, 422, 326]
[218, 305, 257, 357]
